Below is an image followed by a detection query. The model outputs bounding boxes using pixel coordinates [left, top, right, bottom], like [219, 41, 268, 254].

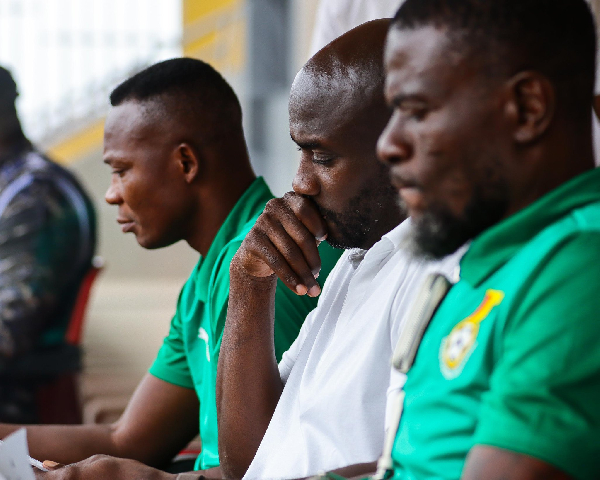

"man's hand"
[38, 458, 221, 480]
[35, 455, 175, 480]
[232, 192, 327, 297]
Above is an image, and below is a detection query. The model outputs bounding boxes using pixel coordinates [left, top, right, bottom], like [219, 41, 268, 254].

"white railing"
[0, 0, 183, 146]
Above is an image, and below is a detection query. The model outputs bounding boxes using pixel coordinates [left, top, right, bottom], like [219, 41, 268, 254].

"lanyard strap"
[373, 273, 453, 480]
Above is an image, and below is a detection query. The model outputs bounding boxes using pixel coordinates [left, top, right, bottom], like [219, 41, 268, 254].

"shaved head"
[290, 19, 389, 137]
[289, 19, 403, 250]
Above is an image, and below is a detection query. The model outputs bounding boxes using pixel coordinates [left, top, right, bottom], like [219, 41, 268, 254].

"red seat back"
[37, 257, 104, 424]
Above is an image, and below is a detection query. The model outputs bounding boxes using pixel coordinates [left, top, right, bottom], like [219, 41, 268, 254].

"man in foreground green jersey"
[0, 58, 341, 478]
[376, 0, 600, 479]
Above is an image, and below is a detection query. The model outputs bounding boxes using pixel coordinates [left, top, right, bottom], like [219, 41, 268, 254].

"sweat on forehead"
[290, 19, 389, 115]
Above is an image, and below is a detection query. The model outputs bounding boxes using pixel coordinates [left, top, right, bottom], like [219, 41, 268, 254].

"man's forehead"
[384, 26, 469, 94]
[104, 101, 158, 142]
[290, 66, 375, 123]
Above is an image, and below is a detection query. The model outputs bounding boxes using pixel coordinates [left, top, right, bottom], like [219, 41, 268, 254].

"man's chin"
[409, 196, 508, 259]
[134, 234, 163, 250]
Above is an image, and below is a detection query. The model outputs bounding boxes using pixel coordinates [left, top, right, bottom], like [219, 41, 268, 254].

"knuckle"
[263, 249, 282, 270]
[264, 197, 285, 214]
[88, 454, 110, 463]
[282, 191, 299, 203]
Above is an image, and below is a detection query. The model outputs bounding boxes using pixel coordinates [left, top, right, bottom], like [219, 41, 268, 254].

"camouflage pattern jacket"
[0, 148, 96, 422]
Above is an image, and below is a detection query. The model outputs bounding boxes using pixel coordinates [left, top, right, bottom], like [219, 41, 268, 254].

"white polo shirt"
[243, 220, 465, 480]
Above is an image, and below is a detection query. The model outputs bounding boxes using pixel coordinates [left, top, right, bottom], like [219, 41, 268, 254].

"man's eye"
[411, 108, 428, 121]
[397, 102, 429, 121]
[313, 153, 334, 165]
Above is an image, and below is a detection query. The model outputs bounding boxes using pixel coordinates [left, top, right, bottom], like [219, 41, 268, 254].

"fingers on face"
[246, 196, 325, 296]
[282, 192, 328, 241]
[246, 229, 320, 296]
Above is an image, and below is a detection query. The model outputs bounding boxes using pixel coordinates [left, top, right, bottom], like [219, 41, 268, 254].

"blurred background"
[0, 0, 321, 423]
[2, 0, 600, 424]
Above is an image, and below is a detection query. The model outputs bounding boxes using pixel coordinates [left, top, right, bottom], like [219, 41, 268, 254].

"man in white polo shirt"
[216, 20, 465, 480]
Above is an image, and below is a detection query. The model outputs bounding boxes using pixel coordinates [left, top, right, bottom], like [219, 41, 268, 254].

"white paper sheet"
[0, 430, 36, 480]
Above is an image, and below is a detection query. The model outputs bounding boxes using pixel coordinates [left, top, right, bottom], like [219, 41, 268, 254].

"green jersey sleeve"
[149, 283, 195, 390]
[475, 233, 600, 480]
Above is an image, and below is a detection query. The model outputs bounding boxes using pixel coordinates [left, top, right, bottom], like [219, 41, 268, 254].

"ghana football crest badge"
[439, 289, 504, 379]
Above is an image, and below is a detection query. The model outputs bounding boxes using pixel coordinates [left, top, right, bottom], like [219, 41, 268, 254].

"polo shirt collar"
[461, 168, 600, 287]
[195, 177, 273, 302]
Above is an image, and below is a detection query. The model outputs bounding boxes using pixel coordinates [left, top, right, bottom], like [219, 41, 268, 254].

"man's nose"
[104, 178, 122, 205]
[292, 157, 320, 197]
[377, 111, 412, 166]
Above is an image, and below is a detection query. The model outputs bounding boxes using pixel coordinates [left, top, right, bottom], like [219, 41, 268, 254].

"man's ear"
[504, 71, 555, 144]
[174, 143, 200, 183]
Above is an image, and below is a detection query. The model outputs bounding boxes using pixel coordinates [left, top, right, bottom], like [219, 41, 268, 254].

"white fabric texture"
[585, 0, 600, 93]
[243, 220, 465, 480]
[310, 0, 405, 56]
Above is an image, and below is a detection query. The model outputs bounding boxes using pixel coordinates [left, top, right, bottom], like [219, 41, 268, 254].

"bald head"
[290, 19, 390, 137]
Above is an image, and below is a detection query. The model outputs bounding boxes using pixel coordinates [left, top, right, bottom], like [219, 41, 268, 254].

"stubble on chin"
[399, 184, 509, 260]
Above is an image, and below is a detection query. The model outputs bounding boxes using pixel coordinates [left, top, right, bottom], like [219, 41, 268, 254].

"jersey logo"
[440, 289, 504, 379]
[198, 327, 211, 362]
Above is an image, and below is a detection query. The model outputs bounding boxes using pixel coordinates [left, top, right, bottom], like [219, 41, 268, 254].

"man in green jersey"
[377, 0, 600, 479]
[0, 58, 341, 478]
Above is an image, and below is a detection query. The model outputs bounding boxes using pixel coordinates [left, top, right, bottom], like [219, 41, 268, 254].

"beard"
[402, 182, 509, 259]
[318, 204, 373, 250]
[318, 180, 399, 250]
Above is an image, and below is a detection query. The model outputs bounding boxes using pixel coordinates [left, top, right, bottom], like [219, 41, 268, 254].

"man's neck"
[504, 138, 595, 220]
[187, 172, 257, 256]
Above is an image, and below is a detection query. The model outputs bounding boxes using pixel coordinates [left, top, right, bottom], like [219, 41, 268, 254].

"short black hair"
[0, 65, 18, 106]
[392, 0, 596, 120]
[110, 57, 242, 135]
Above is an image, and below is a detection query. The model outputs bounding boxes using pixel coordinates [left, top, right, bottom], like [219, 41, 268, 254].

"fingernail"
[296, 284, 308, 295]
[316, 234, 327, 242]
[308, 285, 321, 297]
[43, 460, 62, 469]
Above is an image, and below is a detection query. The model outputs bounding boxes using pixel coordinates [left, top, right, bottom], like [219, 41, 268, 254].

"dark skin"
[377, 25, 593, 480]
[217, 20, 402, 480]
[0, 97, 256, 479]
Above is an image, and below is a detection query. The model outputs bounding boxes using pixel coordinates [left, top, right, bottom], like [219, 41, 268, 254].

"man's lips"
[390, 173, 418, 192]
[390, 174, 424, 213]
[117, 218, 135, 233]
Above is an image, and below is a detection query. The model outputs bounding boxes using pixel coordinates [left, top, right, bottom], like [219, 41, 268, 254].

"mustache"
[390, 172, 422, 191]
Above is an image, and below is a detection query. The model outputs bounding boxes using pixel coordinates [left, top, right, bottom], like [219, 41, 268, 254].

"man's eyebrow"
[290, 132, 321, 150]
[103, 157, 126, 166]
[297, 141, 322, 150]
[389, 93, 428, 107]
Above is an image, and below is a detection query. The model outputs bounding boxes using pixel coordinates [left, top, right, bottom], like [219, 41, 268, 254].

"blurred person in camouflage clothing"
[0, 65, 96, 423]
